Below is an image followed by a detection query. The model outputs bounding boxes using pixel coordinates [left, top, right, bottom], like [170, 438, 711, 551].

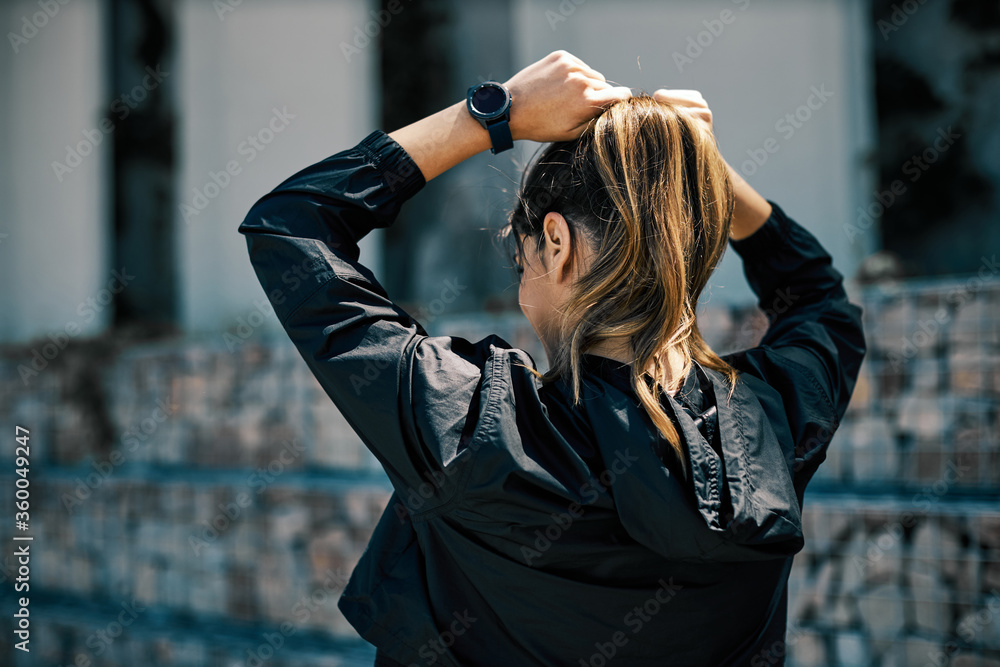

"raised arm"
[237, 51, 628, 511]
[652, 88, 866, 497]
[389, 50, 630, 181]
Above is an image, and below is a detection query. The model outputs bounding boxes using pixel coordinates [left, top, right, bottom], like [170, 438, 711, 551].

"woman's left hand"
[652, 89, 715, 135]
[504, 50, 632, 143]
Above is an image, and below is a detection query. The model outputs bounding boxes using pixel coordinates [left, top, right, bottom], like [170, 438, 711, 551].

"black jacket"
[238, 130, 866, 666]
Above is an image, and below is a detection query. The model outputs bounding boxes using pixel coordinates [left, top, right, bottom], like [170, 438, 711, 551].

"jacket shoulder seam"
[731, 388, 761, 519]
[408, 345, 507, 522]
[278, 273, 338, 327]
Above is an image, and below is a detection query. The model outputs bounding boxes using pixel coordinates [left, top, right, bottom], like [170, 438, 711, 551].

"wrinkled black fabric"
[238, 130, 866, 666]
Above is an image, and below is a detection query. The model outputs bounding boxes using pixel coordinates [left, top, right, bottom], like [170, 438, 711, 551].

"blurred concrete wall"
[0, 0, 878, 345]
[2, 278, 998, 665]
[407, 0, 878, 314]
[514, 0, 878, 305]
[871, 0, 1000, 276]
[0, 0, 381, 346]
[175, 0, 383, 335]
[0, 0, 110, 343]
[2, 1, 998, 666]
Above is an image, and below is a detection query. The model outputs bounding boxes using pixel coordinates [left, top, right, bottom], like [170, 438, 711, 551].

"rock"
[268, 504, 310, 545]
[861, 522, 904, 587]
[848, 415, 896, 481]
[788, 630, 826, 666]
[896, 394, 945, 441]
[835, 631, 870, 665]
[950, 346, 988, 395]
[905, 639, 952, 666]
[858, 584, 905, 638]
[308, 526, 349, 579]
[831, 593, 855, 625]
[912, 582, 949, 634]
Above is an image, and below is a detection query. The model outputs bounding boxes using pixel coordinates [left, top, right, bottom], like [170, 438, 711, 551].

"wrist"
[725, 161, 772, 241]
[466, 81, 514, 154]
[388, 100, 492, 182]
[451, 99, 494, 154]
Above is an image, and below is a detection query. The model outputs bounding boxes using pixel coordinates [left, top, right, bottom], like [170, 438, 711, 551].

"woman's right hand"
[504, 50, 632, 143]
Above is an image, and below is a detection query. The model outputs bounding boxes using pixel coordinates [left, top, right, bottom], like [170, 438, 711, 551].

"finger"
[657, 96, 710, 112]
[683, 108, 713, 125]
[654, 91, 707, 107]
[580, 64, 607, 83]
[653, 89, 708, 107]
[568, 53, 606, 82]
[586, 85, 632, 108]
[677, 107, 714, 132]
[654, 88, 705, 100]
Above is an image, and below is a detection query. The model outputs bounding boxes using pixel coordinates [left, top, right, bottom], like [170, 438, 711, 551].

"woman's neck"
[585, 340, 686, 396]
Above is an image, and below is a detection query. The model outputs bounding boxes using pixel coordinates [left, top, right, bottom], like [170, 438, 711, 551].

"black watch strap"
[487, 119, 514, 154]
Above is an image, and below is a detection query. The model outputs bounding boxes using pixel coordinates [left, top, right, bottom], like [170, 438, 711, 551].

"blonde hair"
[501, 94, 739, 473]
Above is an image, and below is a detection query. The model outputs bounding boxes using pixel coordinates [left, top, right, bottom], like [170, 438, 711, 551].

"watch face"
[471, 84, 508, 116]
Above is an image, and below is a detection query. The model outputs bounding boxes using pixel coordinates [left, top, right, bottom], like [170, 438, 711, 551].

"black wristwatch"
[466, 81, 513, 154]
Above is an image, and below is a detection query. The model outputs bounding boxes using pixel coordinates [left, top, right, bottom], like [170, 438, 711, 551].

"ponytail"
[504, 95, 739, 474]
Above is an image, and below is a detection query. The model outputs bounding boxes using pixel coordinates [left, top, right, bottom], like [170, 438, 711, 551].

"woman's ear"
[541, 211, 574, 284]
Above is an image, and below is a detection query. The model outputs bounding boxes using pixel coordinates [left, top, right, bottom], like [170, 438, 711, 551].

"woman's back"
[238, 52, 866, 666]
[338, 346, 802, 665]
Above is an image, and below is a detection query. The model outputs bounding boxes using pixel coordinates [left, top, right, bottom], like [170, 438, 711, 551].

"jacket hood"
[576, 354, 804, 562]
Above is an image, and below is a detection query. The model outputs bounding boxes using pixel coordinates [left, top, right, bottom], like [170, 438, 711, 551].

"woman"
[239, 51, 865, 666]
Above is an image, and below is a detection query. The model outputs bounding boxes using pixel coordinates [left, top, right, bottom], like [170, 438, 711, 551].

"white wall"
[176, 0, 380, 335]
[0, 0, 110, 344]
[0, 0, 878, 346]
[512, 0, 878, 304]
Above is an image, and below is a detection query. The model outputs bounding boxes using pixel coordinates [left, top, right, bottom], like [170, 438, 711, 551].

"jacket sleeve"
[723, 200, 867, 497]
[237, 130, 488, 511]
